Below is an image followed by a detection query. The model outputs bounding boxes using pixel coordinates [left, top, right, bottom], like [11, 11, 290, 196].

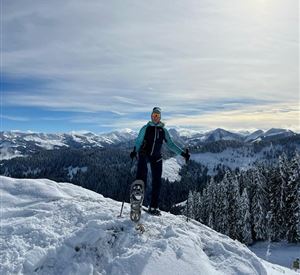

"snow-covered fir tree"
[285, 152, 300, 242]
[278, 153, 290, 238]
[186, 190, 194, 220]
[214, 179, 229, 235]
[267, 168, 284, 241]
[225, 170, 241, 240]
[192, 191, 202, 222]
[239, 188, 253, 245]
[181, 151, 300, 245]
[206, 178, 217, 228]
[251, 167, 268, 241]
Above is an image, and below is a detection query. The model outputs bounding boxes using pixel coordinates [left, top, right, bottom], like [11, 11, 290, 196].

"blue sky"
[2, 0, 299, 133]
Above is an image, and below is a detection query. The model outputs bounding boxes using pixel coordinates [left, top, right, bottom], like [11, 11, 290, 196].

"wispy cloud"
[2, 0, 299, 132]
[166, 103, 300, 132]
[1, 115, 30, 122]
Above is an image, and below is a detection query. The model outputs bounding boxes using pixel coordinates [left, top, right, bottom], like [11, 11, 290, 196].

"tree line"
[185, 151, 300, 244]
[0, 147, 209, 209]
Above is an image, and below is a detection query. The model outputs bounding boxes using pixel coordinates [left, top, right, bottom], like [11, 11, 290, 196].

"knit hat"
[152, 107, 161, 114]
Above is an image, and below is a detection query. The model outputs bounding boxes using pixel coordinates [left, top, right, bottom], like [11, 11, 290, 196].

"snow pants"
[136, 153, 163, 209]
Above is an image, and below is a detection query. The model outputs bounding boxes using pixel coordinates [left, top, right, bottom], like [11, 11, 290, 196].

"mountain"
[203, 128, 244, 142]
[244, 130, 264, 143]
[167, 128, 244, 145]
[0, 130, 137, 160]
[1, 176, 296, 275]
[166, 128, 297, 147]
[263, 128, 295, 140]
[0, 128, 298, 160]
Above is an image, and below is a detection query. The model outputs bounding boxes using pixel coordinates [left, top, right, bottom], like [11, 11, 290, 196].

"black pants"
[136, 153, 163, 209]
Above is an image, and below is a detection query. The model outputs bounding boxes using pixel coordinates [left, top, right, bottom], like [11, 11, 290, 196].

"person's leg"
[136, 153, 148, 188]
[150, 157, 163, 209]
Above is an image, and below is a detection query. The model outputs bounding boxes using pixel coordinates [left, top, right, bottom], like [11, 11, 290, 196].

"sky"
[1, 0, 299, 134]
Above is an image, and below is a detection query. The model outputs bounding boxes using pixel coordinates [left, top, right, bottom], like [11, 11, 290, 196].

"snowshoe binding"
[143, 207, 161, 216]
[148, 208, 161, 216]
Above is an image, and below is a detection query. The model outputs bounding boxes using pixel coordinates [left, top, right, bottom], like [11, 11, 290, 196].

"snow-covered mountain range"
[171, 128, 297, 147]
[0, 129, 136, 160]
[0, 128, 297, 160]
[1, 176, 297, 275]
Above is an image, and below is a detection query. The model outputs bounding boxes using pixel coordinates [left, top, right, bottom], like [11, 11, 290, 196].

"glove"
[181, 150, 190, 162]
[130, 148, 137, 160]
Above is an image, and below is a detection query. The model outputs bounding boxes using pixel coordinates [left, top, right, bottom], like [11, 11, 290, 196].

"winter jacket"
[134, 121, 183, 157]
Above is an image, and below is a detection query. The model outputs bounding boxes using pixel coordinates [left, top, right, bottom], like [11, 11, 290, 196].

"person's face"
[151, 112, 161, 124]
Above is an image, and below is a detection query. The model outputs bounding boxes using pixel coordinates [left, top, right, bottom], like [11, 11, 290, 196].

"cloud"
[2, 0, 299, 131]
[1, 115, 30, 122]
[165, 102, 300, 132]
[67, 102, 298, 133]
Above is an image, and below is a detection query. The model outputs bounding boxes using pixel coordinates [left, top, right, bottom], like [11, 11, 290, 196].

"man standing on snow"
[130, 107, 190, 215]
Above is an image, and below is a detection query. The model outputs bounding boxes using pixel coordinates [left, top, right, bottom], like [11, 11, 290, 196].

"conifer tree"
[285, 153, 300, 242]
[206, 178, 216, 228]
[268, 168, 283, 241]
[251, 167, 268, 241]
[193, 191, 202, 222]
[278, 152, 294, 239]
[239, 188, 253, 245]
[214, 179, 229, 235]
[225, 170, 241, 240]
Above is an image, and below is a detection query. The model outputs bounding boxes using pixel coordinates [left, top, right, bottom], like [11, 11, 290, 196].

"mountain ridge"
[1, 128, 298, 160]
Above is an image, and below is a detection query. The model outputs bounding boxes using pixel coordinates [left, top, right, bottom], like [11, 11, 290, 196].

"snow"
[191, 149, 257, 175]
[245, 130, 264, 143]
[0, 176, 297, 275]
[191, 145, 280, 175]
[162, 157, 183, 182]
[23, 167, 42, 177]
[264, 128, 293, 137]
[0, 143, 24, 160]
[23, 135, 67, 150]
[169, 127, 202, 138]
[249, 241, 300, 269]
[65, 166, 88, 180]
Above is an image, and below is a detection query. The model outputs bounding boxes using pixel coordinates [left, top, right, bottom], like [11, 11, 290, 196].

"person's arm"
[134, 125, 148, 152]
[163, 128, 184, 155]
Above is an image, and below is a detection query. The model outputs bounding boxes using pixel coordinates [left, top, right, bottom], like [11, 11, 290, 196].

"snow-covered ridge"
[0, 130, 138, 160]
[2, 127, 296, 147]
[1, 128, 297, 160]
[1, 176, 296, 275]
[170, 127, 297, 143]
[1, 129, 137, 149]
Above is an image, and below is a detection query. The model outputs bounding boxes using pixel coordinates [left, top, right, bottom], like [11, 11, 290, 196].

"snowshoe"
[130, 180, 145, 222]
[143, 207, 161, 216]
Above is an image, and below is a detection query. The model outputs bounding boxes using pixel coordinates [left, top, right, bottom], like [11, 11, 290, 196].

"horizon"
[2, 0, 299, 133]
[1, 126, 299, 136]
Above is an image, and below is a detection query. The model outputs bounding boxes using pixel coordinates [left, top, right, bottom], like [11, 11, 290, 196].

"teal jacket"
[135, 121, 183, 156]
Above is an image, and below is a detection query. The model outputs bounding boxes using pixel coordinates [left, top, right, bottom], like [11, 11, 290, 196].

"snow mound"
[0, 176, 296, 275]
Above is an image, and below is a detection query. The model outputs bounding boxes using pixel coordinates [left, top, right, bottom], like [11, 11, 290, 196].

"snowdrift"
[0, 176, 296, 275]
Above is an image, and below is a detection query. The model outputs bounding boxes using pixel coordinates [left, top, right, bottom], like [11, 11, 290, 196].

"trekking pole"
[185, 148, 190, 223]
[118, 158, 134, 217]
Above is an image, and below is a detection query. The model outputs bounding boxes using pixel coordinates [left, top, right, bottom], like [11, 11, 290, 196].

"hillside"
[0, 176, 297, 275]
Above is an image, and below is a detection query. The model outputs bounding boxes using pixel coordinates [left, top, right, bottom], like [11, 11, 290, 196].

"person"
[130, 107, 190, 215]
[292, 258, 300, 271]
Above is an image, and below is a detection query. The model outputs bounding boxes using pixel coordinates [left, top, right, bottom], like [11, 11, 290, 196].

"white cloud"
[166, 102, 300, 132]
[1, 115, 30, 122]
[3, 0, 299, 130]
